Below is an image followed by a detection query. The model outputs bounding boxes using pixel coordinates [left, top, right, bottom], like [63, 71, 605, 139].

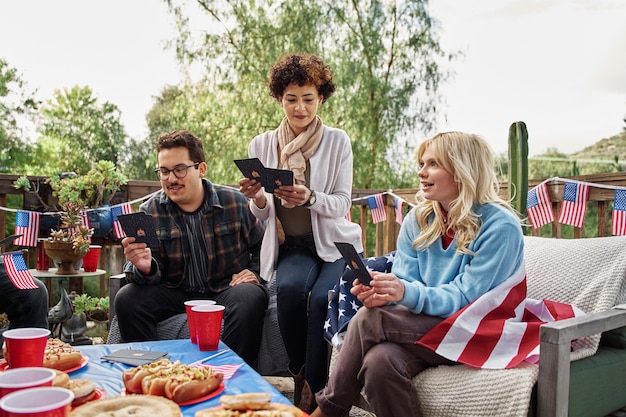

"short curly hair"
[268, 53, 336, 103]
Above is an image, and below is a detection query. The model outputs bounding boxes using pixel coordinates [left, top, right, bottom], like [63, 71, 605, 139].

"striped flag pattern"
[417, 265, 583, 369]
[112, 203, 133, 239]
[394, 196, 404, 225]
[612, 189, 626, 236]
[557, 182, 589, 228]
[4, 252, 38, 289]
[367, 194, 387, 224]
[14, 211, 40, 247]
[80, 210, 92, 243]
[526, 183, 554, 228]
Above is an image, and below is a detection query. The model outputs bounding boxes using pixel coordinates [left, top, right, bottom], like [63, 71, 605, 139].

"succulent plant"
[47, 201, 94, 256]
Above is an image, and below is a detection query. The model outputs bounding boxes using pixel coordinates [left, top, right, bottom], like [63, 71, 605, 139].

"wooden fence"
[0, 171, 625, 275]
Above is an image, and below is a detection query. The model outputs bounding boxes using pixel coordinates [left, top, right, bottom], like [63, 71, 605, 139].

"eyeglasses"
[154, 162, 200, 180]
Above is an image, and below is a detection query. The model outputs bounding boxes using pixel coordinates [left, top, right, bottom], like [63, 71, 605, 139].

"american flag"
[80, 210, 92, 242]
[394, 196, 404, 225]
[526, 183, 554, 229]
[3, 252, 38, 289]
[557, 181, 589, 228]
[612, 189, 626, 236]
[111, 202, 133, 239]
[367, 194, 387, 224]
[14, 211, 40, 247]
[201, 363, 242, 380]
[417, 265, 584, 369]
[325, 252, 395, 348]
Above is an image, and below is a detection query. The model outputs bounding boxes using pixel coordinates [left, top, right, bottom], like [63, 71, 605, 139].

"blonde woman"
[312, 132, 525, 417]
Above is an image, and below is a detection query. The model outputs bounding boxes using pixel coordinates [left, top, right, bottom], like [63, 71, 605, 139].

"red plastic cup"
[184, 300, 217, 344]
[36, 239, 49, 271]
[191, 304, 225, 352]
[0, 387, 73, 417]
[0, 368, 56, 399]
[2, 329, 50, 369]
[81, 245, 101, 272]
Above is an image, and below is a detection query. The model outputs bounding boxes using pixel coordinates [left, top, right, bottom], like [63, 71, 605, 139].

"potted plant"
[44, 201, 94, 275]
[46, 160, 128, 237]
[73, 294, 110, 322]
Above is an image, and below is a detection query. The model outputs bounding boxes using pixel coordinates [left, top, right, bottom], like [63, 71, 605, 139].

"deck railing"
[0, 172, 624, 268]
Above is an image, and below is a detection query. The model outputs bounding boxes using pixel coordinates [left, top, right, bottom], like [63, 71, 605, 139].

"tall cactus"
[508, 121, 529, 218]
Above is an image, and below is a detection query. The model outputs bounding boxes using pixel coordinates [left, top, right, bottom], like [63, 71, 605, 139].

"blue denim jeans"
[276, 246, 346, 393]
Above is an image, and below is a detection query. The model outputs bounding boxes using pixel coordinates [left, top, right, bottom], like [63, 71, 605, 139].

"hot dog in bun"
[122, 359, 224, 404]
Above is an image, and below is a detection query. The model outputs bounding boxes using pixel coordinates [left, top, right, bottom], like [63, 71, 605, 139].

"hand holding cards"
[334, 242, 373, 286]
[117, 212, 160, 247]
[234, 157, 294, 193]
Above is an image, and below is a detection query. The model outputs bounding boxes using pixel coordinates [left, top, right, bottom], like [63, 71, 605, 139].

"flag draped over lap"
[417, 264, 585, 369]
[325, 256, 584, 369]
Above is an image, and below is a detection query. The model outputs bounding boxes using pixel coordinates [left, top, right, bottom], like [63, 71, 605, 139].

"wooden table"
[29, 268, 107, 305]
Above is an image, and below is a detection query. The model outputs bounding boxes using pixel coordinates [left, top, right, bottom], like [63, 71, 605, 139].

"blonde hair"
[413, 132, 516, 254]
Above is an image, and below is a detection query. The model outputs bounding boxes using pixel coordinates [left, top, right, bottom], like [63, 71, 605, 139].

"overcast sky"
[1, 0, 625, 157]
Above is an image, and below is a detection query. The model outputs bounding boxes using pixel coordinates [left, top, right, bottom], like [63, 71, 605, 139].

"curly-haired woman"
[239, 53, 363, 413]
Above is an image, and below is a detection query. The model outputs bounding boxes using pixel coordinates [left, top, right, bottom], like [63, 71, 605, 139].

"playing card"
[234, 158, 293, 193]
[234, 158, 265, 182]
[263, 168, 294, 193]
[101, 349, 169, 366]
[116, 212, 160, 247]
[334, 242, 372, 286]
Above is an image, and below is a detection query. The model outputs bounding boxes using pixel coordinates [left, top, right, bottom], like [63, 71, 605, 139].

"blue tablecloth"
[72, 339, 291, 416]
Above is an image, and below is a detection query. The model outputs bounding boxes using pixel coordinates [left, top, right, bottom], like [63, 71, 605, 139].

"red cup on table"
[0, 387, 74, 417]
[184, 300, 217, 344]
[35, 239, 49, 271]
[0, 368, 56, 399]
[2, 328, 50, 369]
[81, 245, 101, 272]
[191, 304, 225, 351]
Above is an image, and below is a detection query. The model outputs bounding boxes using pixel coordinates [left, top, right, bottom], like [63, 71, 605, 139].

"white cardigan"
[248, 125, 364, 281]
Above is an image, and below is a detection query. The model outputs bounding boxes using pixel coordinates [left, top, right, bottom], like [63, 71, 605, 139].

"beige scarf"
[278, 115, 323, 185]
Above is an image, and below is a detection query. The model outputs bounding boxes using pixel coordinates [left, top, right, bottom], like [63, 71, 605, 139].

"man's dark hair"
[155, 130, 206, 163]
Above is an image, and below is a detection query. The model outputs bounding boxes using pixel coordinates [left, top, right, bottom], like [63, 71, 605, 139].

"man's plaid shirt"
[126, 180, 265, 293]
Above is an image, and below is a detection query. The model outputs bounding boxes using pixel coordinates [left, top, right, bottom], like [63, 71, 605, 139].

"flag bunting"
[612, 189, 626, 236]
[526, 182, 554, 228]
[14, 211, 40, 247]
[111, 202, 133, 239]
[367, 194, 387, 224]
[557, 181, 589, 228]
[394, 196, 404, 225]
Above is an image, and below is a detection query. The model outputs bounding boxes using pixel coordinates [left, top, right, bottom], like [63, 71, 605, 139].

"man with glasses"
[116, 130, 267, 365]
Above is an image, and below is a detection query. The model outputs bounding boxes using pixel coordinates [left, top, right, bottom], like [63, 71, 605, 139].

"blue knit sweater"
[394, 203, 524, 318]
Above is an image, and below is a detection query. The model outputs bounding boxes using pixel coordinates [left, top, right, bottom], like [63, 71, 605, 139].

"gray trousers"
[315, 304, 456, 417]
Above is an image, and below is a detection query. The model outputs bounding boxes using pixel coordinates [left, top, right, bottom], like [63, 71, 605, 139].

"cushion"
[601, 326, 626, 349]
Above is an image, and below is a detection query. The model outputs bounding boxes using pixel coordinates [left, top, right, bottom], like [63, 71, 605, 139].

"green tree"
[163, 0, 456, 188]
[33, 86, 128, 175]
[0, 58, 38, 173]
